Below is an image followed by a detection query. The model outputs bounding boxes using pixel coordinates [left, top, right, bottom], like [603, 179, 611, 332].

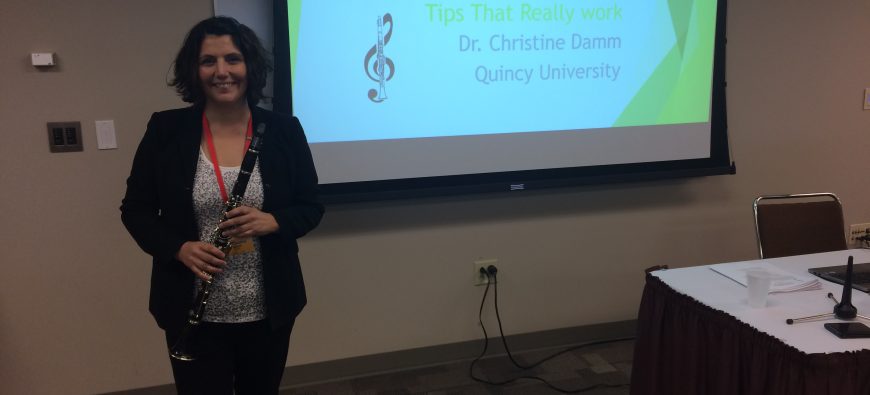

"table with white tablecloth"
[630, 249, 870, 395]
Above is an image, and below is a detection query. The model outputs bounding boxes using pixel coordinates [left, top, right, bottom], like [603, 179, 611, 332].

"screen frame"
[273, 0, 735, 204]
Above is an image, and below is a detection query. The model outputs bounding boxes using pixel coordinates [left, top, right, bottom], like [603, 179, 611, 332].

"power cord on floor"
[469, 266, 634, 393]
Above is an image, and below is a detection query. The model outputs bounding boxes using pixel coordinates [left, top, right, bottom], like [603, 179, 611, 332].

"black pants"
[165, 319, 293, 395]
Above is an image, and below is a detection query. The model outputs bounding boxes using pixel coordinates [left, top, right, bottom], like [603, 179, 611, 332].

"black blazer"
[121, 105, 323, 331]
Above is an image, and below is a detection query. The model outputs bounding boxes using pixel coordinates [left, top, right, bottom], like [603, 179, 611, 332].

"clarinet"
[170, 123, 266, 361]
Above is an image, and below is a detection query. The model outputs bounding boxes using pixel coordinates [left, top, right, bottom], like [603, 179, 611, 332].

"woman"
[121, 16, 323, 394]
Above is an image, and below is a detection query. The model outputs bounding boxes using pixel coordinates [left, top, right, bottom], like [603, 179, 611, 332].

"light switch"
[95, 120, 117, 149]
[47, 122, 82, 152]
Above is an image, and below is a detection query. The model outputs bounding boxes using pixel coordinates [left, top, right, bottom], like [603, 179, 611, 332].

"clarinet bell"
[168, 318, 198, 362]
[169, 346, 195, 361]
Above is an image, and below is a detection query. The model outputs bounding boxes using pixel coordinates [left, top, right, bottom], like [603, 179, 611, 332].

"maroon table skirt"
[630, 274, 870, 395]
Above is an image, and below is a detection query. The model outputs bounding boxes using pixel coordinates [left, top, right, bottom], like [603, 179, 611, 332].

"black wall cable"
[469, 267, 634, 393]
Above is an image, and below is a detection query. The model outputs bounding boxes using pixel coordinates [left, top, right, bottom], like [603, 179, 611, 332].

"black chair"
[753, 193, 847, 259]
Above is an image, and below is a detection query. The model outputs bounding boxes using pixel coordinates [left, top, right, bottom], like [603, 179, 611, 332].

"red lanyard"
[202, 112, 253, 202]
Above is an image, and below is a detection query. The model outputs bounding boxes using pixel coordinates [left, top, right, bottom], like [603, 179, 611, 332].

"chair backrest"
[753, 193, 847, 259]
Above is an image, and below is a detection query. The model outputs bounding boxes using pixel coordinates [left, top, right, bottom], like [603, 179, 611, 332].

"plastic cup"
[746, 269, 772, 308]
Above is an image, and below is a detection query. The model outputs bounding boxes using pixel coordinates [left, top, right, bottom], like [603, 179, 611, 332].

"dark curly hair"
[169, 16, 272, 105]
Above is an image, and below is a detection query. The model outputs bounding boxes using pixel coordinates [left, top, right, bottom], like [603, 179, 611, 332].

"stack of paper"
[709, 261, 821, 293]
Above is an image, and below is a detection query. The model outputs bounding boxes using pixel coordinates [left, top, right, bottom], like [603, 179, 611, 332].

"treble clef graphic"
[364, 13, 394, 103]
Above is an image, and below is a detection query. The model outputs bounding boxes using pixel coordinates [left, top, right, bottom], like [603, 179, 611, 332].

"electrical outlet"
[849, 223, 870, 246]
[474, 258, 498, 286]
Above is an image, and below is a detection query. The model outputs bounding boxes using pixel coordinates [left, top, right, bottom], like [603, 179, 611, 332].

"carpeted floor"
[280, 338, 634, 394]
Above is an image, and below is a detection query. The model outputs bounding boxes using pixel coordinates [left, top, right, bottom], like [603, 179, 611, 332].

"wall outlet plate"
[31, 52, 55, 67]
[849, 223, 870, 246]
[473, 258, 498, 286]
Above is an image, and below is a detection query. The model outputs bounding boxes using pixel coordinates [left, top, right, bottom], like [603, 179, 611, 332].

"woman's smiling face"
[198, 34, 248, 106]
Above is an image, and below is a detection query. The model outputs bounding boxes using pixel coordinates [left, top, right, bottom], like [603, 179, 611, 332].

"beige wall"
[1, 1, 869, 393]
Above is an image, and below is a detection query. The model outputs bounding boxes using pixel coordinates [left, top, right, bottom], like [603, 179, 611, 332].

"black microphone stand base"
[786, 293, 870, 325]
[786, 255, 864, 326]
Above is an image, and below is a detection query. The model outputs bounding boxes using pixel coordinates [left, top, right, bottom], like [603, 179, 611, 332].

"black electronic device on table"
[808, 262, 870, 292]
[787, 256, 870, 325]
[821, 257, 870, 337]
[824, 322, 870, 338]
